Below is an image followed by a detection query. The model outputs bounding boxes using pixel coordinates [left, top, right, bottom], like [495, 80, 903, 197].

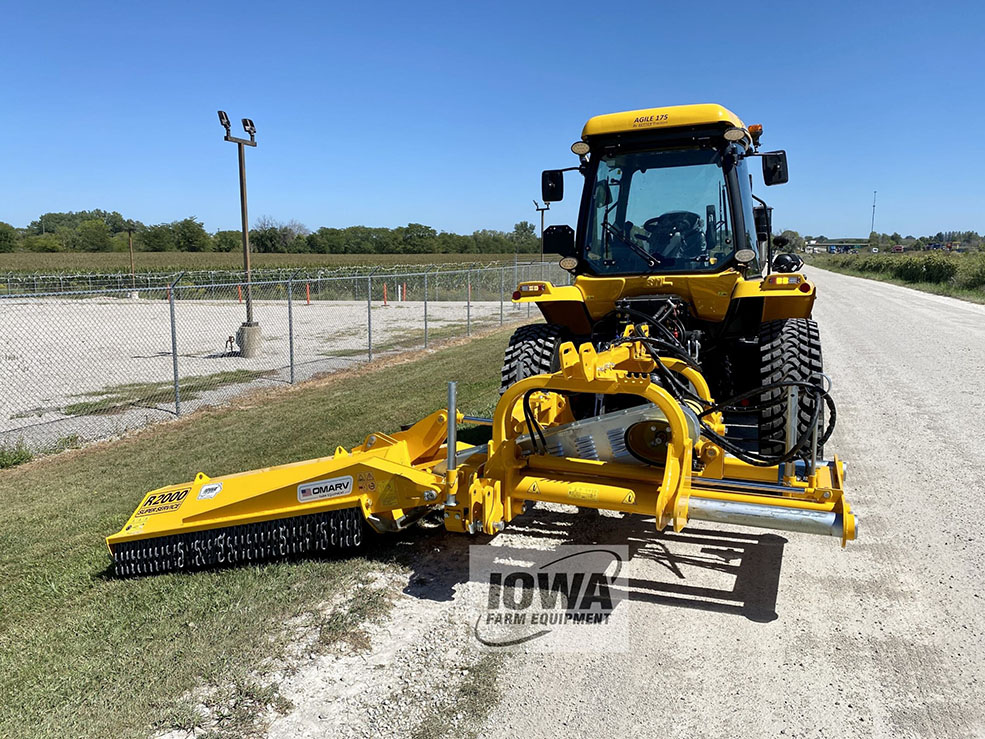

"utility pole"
[218, 110, 261, 357]
[533, 200, 550, 262]
[870, 190, 877, 236]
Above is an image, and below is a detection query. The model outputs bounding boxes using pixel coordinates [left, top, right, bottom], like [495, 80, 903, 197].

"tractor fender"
[513, 282, 593, 335]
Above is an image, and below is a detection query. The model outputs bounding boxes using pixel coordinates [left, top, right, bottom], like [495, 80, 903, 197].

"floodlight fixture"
[242, 118, 256, 136]
[218, 110, 231, 130]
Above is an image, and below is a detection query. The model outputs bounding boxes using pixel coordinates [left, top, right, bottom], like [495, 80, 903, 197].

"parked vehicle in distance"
[892, 245, 904, 253]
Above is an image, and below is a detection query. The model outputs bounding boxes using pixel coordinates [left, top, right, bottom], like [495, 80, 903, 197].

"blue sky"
[1, 0, 982, 238]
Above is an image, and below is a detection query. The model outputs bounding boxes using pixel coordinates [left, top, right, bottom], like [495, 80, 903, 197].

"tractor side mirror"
[753, 205, 772, 242]
[542, 170, 565, 202]
[773, 235, 790, 248]
[543, 224, 576, 258]
[762, 151, 788, 186]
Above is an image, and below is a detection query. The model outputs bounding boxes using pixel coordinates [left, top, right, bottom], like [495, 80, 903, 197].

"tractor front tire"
[500, 324, 569, 395]
[757, 318, 824, 457]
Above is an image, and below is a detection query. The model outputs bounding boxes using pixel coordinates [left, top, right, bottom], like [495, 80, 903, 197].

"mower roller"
[107, 103, 858, 575]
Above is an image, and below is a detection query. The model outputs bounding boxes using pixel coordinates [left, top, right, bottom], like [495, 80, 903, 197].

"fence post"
[168, 280, 181, 415]
[513, 252, 520, 310]
[467, 266, 472, 337]
[288, 276, 296, 384]
[499, 265, 504, 325]
[526, 263, 531, 317]
[424, 269, 429, 349]
[367, 274, 373, 362]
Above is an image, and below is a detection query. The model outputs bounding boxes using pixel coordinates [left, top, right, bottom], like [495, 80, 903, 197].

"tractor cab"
[542, 103, 788, 279]
[505, 103, 821, 461]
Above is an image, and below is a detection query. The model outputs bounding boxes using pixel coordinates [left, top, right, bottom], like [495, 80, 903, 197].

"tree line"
[0, 210, 542, 255]
[772, 229, 983, 252]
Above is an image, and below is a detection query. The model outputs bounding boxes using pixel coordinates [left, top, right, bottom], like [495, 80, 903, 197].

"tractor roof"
[581, 103, 745, 139]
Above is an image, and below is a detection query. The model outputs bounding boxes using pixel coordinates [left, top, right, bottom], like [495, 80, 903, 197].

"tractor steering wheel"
[642, 211, 706, 260]
[642, 211, 701, 235]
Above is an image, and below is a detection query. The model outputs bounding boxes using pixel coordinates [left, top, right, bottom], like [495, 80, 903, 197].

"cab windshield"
[584, 148, 741, 275]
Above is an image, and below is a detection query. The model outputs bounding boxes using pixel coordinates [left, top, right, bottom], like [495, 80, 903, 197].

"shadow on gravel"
[385, 508, 786, 623]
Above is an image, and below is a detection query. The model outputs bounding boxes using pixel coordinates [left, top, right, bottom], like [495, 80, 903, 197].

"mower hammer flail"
[107, 334, 855, 576]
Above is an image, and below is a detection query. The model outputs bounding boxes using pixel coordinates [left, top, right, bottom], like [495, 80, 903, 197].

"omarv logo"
[469, 545, 629, 652]
[297, 475, 353, 502]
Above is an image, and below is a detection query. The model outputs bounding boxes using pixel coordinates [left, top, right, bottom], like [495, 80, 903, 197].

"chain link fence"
[0, 259, 530, 296]
[1, 261, 568, 453]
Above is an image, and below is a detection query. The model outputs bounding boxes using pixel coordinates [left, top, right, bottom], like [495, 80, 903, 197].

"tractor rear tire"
[757, 318, 824, 458]
[500, 323, 569, 395]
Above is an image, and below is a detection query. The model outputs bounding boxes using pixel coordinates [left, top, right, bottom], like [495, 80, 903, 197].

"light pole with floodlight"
[218, 110, 261, 357]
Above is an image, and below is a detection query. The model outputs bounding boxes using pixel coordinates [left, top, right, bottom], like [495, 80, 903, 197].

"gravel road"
[266, 268, 985, 739]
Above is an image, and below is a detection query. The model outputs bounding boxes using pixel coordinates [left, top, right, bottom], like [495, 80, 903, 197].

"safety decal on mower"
[297, 476, 354, 502]
[134, 487, 190, 517]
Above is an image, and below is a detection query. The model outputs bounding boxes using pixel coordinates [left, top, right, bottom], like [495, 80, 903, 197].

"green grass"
[323, 319, 508, 359]
[12, 370, 270, 420]
[808, 256, 985, 304]
[64, 370, 268, 417]
[0, 440, 33, 468]
[0, 436, 82, 468]
[0, 328, 513, 738]
[0, 252, 527, 275]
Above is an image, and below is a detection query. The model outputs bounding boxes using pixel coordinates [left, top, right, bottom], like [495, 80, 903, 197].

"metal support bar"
[445, 381, 458, 507]
[446, 382, 457, 472]
[424, 270, 429, 349]
[686, 498, 846, 538]
[237, 141, 255, 326]
[168, 285, 181, 415]
[287, 276, 295, 384]
[367, 275, 373, 362]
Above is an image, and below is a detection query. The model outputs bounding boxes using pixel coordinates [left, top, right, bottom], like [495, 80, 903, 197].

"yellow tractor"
[505, 103, 817, 459]
[107, 104, 855, 576]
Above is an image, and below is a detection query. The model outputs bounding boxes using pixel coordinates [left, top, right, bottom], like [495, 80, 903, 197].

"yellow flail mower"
[108, 331, 855, 577]
[107, 102, 858, 575]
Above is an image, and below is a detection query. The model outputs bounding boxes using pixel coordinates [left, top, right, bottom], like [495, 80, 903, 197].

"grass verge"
[63, 370, 269, 417]
[0, 327, 514, 738]
[12, 370, 270, 420]
[0, 440, 33, 468]
[0, 436, 82, 469]
[323, 318, 509, 359]
[808, 257, 985, 304]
